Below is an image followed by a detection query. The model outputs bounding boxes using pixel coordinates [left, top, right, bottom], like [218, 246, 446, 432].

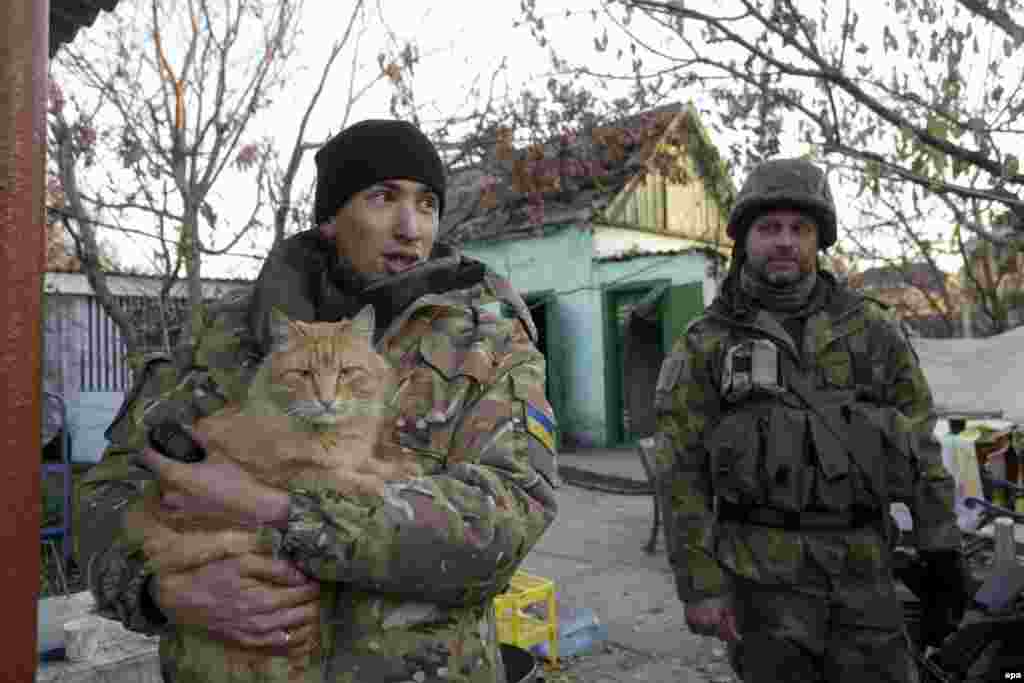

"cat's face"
[266, 306, 390, 426]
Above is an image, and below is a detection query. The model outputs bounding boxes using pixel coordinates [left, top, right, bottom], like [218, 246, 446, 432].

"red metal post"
[0, 0, 50, 680]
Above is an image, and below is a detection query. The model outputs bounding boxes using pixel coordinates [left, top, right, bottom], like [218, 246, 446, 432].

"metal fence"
[45, 293, 193, 394]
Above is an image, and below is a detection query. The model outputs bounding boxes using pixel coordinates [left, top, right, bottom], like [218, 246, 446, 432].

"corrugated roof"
[44, 271, 251, 298]
[594, 246, 727, 263]
[44, 266, 252, 284]
[50, 0, 123, 57]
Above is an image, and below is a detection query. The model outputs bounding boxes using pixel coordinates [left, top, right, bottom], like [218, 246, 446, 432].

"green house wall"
[460, 225, 710, 447]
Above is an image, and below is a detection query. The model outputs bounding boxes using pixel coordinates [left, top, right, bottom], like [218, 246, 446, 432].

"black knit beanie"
[313, 119, 446, 225]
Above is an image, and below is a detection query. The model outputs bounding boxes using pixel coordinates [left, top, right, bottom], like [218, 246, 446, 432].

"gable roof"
[440, 102, 733, 246]
[51, 1, 123, 57]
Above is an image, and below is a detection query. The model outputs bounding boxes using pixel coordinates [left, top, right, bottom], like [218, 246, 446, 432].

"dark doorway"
[624, 312, 664, 439]
[516, 292, 564, 447]
[607, 280, 705, 445]
[605, 284, 667, 445]
[527, 296, 549, 361]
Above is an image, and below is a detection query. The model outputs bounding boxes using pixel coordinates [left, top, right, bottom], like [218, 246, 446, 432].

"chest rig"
[706, 327, 913, 526]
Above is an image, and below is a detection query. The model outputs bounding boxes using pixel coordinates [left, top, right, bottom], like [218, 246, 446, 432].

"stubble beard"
[749, 255, 809, 288]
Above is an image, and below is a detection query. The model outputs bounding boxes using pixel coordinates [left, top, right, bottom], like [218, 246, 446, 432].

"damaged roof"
[594, 246, 727, 264]
[50, 0, 123, 57]
[440, 102, 732, 246]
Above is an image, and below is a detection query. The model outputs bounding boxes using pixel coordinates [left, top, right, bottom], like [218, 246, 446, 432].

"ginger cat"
[124, 305, 419, 682]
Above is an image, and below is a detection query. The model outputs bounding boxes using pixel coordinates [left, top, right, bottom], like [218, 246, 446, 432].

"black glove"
[918, 549, 969, 648]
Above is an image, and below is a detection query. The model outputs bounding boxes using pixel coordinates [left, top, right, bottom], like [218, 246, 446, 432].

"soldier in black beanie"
[86, 114, 558, 683]
[246, 117, 478, 341]
[312, 118, 447, 226]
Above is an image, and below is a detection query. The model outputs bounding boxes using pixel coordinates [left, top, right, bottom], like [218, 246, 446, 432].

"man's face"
[332, 179, 439, 282]
[744, 208, 819, 286]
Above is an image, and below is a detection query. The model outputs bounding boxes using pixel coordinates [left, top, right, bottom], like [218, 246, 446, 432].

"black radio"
[148, 420, 206, 463]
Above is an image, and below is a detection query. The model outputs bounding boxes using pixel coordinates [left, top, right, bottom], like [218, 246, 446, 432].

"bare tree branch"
[630, 0, 1023, 184]
[824, 142, 1024, 214]
[48, 0, 318, 345]
[46, 206, 265, 261]
[51, 111, 142, 351]
[271, 0, 368, 245]
[956, 0, 1024, 43]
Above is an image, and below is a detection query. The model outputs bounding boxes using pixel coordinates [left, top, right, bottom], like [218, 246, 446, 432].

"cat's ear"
[351, 305, 376, 342]
[268, 307, 302, 352]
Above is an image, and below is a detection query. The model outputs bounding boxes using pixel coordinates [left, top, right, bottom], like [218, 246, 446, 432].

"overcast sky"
[67, 1, 629, 280]
[61, 0, 980, 281]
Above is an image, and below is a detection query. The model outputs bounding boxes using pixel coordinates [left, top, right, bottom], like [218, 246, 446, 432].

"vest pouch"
[807, 404, 854, 513]
[762, 405, 809, 513]
[807, 404, 850, 481]
[708, 409, 767, 505]
[844, 404, 889, 502]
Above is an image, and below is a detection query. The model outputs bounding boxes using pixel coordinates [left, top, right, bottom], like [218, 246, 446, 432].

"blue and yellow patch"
[525, 403, 557, 452]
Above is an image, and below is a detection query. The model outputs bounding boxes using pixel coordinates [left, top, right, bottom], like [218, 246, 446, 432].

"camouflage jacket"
[74, 232, 559, 683]
[652, 271, 958, 604]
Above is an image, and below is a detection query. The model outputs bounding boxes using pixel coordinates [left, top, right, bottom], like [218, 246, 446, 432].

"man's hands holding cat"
[136, 425, 319, 654]
[136, 425, 291, 529]
[148, 555, 321, 655]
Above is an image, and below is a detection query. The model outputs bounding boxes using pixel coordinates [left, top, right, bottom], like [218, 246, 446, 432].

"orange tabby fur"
[123, 306, 418, 679]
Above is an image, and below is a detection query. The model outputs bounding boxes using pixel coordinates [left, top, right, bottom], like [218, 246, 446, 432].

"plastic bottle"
[531, 606, 608, 659]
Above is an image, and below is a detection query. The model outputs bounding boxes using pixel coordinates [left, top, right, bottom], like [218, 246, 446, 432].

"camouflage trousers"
[726, 574, 918, 683]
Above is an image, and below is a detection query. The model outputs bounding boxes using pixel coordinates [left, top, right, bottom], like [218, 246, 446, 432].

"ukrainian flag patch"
[526, 403, 557, 452]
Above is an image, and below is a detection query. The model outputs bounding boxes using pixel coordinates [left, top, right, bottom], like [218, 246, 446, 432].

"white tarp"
[912, 325, 1024, 425]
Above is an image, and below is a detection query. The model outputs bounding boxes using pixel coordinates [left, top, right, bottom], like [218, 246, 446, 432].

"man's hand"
[684, 596, 740, 642]
[135, 427, 290, 529]
[150, 553, 321, 656]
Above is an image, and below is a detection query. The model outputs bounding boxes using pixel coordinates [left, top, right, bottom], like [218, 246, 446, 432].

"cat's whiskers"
[287, 400, 326, 419]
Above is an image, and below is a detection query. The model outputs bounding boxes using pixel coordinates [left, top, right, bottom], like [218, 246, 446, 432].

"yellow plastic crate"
[493, 571, 559, 666]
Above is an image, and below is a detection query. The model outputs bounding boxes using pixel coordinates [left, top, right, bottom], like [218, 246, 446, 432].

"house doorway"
[518, 292, 564, 447]
[605, 280, 704, 446]
[605, 282, 667, 445]
[623, 304, 664, 440]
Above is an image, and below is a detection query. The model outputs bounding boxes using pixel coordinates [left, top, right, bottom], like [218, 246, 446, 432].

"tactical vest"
[705, 333, 919, 520]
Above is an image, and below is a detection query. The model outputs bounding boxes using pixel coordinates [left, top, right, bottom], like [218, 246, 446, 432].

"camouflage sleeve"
[73, 355, 179, 635]
[876, 312, 959, 551]
[279, 319, 558, 606]
[73, 301, 239, 635]
[652, 325, 729, 604]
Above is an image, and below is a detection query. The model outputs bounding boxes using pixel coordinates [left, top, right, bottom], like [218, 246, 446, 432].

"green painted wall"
[460, 226, 610, 447]
[460, 226, 708, 447]
[594, 251, 706, 289]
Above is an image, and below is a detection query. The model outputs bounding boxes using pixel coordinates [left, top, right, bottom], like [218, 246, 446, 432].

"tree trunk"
[54, 116, 142, 354]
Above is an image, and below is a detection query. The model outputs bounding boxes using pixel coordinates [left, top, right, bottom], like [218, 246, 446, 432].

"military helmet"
[727, 158, 837, 250]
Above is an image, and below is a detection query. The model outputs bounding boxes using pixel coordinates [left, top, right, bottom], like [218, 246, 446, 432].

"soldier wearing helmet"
[651, 158, 966, 682]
